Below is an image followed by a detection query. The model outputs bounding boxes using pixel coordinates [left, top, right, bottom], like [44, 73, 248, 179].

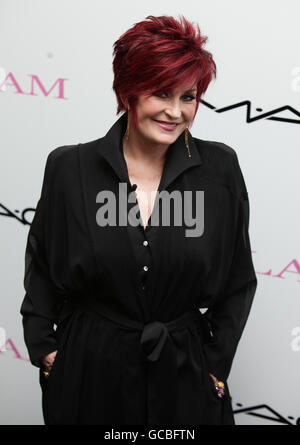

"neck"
[122, 133, 168, 165]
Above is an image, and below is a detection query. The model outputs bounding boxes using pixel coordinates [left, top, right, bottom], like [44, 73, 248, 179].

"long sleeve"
[20, 151, 63, 368]
[202, 152, 258, 383]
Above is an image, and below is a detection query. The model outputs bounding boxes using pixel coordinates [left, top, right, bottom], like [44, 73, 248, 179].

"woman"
[20, 15, 257, 425]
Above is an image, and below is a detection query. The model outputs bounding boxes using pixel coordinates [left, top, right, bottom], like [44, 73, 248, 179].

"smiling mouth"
[152, 119, 181, 127]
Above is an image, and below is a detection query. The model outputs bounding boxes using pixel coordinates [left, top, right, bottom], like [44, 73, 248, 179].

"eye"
[155, 93, 196, 101]
[155, 92, 168, 98]
[183, 95, 196, 101]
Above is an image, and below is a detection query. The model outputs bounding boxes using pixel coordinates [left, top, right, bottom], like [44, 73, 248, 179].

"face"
[130, 82, 198, 146]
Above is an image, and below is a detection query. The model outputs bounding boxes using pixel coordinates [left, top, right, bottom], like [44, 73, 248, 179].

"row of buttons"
[142, 239, 149, 290]
[143, 240, 149, 271]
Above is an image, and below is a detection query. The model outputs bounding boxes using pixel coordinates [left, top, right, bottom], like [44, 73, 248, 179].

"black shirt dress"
[20, 112, 258, 425]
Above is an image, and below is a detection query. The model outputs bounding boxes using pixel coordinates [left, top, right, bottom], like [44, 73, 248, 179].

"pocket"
[49, 349, 60, 377]
[39, 349, 62, 424]
[42, 311, 75, 385]
[208, 374, 233, 405]
[40, 348, 60, 385]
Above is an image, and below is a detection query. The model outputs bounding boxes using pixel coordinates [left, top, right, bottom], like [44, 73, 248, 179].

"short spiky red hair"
[112, 14, 216, 132]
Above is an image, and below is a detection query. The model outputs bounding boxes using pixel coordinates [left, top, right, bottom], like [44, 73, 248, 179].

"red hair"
[112, 14, 217, 132]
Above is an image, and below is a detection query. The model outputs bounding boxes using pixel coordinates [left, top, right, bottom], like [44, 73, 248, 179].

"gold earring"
[185, 127, 191, 158]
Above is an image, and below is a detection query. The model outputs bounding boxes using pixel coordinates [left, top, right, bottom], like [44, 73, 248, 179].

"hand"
[41, 350, 58, 373]
[209, 372, 225, 397]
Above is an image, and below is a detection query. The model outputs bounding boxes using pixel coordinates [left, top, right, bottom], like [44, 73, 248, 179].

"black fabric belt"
[59, 295, 212, 425]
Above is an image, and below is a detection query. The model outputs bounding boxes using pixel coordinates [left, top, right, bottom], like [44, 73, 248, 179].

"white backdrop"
[0, 0, 299, 425]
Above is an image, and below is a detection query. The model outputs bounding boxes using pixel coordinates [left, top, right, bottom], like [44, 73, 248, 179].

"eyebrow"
[159, 88, 197, 95]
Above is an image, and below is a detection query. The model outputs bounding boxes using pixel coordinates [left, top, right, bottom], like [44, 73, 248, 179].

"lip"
[153, 119, 181, 131]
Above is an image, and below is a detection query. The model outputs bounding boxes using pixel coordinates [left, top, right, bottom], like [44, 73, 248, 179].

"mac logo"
[201, 99, 300, 125]
[233, 403, 300, 425]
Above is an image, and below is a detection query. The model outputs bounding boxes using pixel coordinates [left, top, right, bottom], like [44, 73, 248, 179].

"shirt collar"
[97, 112, 202, 190]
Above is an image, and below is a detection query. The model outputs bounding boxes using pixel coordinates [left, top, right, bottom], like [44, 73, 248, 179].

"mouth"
[152, 119, 181, 131]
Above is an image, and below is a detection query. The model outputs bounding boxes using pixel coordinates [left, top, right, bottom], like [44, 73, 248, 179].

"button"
[143, 266, 148, 272]
[143, 240, 148, 246]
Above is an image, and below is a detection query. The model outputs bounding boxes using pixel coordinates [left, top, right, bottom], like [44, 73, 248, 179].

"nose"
[164, 100, 183, 119]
